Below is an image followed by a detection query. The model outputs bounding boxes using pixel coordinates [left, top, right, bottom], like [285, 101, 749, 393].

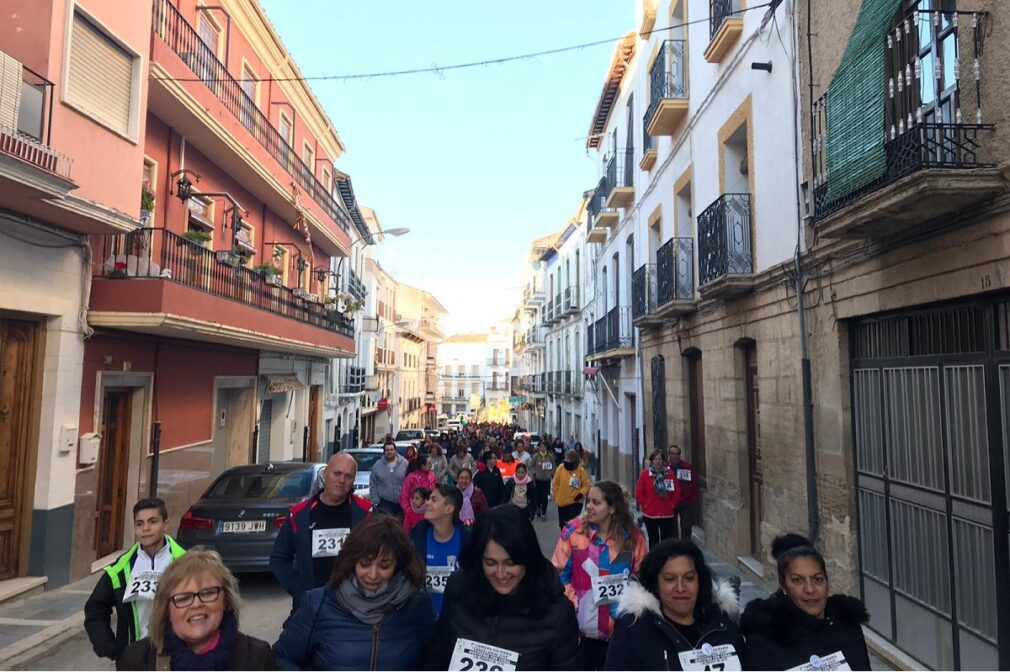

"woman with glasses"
[273, 515, 435, 670]
[117, 548, 274, 670]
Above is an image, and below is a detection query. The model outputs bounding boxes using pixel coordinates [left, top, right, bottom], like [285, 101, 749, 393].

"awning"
[266, 374, 305, 393]
[583, 367, 599, 376]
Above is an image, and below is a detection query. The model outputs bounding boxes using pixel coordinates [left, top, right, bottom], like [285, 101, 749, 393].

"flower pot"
[265, 274, 282, 287]
[215, 251, 241, 267]
[139, 209, 152, 226]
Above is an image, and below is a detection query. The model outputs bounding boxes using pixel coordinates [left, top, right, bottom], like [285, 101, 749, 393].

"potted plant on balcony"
[140, 178, 155, 226]
[107, 260, 129, 279]
[179, 229, 212, 249]
[215, 244, 247, 267]
[254, 262, 283, 286]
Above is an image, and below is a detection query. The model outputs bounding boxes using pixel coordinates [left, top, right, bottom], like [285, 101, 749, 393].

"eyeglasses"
[170, 586, 223, 608]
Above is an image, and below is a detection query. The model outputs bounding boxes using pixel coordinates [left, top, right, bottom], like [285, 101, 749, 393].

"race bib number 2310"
[449, 638, 519, 672]
[312, 527, 350, 558]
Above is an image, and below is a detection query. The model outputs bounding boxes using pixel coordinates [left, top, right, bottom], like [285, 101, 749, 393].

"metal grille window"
[884, 367, 944, 491]
[66, 12, 135, 136]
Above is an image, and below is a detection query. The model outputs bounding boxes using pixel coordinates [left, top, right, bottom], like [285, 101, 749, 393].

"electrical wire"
[152, 4, 772, 84]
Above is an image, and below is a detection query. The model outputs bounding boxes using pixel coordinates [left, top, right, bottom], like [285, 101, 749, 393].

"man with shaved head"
[270, 452, 372, 610]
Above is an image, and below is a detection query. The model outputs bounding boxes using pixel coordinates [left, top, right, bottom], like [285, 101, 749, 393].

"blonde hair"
[148, 548, 241, 651]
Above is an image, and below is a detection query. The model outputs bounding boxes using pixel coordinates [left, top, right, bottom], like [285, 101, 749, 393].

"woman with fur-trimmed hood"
[604, 540, 744, 671]
[739, 533, 870, 671]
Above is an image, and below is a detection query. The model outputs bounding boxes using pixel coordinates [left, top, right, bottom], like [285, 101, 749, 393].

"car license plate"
[221, 520, 266, 533]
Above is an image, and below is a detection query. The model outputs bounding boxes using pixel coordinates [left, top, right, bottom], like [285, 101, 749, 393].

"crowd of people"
[84, 422, 871, 671]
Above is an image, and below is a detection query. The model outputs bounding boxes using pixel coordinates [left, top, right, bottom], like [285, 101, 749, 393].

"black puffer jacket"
[740, 591, 871, 671]
[605, 579, 744, 671]
[424, 567, 581, 670]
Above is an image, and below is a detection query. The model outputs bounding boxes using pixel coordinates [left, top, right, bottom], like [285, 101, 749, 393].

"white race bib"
[312, 527, 350, 558]
[591, 572, 629, 606]
[449, 638, 519, 671]
[425, 566, 453, 594]
[787, 652, 851, 671]
[677, 469, 692, 481]
[122, 570, 161, 603]
[568, 477, 582, 489]
[542, 462, 553, 470]
[678, 643, 742, 671]
[663, 479, 677, 491]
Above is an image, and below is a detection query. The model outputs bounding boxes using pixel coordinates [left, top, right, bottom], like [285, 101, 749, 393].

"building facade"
[438, 327, 513, 423]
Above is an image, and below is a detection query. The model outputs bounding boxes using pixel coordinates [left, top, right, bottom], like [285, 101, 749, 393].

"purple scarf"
[459, 483, 476, 523]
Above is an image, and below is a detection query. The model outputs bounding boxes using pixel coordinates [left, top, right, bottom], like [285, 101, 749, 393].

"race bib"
[542, 462, 553, 470]
[677, 469, 692, 481]
[787, 652, 851, 671]
[568, 477, 582, 489]
[425, 566, 453, 594]
[122, 570, 161, 603]
[449, 638, 519, 671]
[591, 572, 629, 606]
[312, 527, 350, 558]
[678, 643, 742, 671]
[663, 479, 677, 492]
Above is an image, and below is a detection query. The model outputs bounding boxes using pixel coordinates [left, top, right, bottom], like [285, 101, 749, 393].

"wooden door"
[308, 386, 321, 463]
[0, 319, 38, 580]
[96, 391, 132, 558]
[744, 343, 763, 556]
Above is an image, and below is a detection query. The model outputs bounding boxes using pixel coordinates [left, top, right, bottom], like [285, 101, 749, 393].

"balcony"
[586, 328, 595, 359]
[640, 115, 658, 171]
[341, 366, 366, 394]
[527, 326, 545, 350]
[585, 182, 610, 242]
[562, 286, 580, 316]
[606, 149, 635, 208]
[487, 357, 508, 367]
[704, 0, 743, 63]
[532, 373, 546, 395]
[646, 40, 689, 136]
[632, 264, 660, 327]
[589, 176, 619, 229]
[698, 194, 754, 300]
[348, 269, 367, 302]
[522, 281, 546, 311]
[588, 307, 634, 361]
[89, 228, 354, 358]
[811, 8, 1003, 239]
[656, 237, 696, 317]
[149, 1, 352, 255]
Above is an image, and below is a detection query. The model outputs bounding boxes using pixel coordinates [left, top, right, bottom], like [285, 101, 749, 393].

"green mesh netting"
[825, 0, 902, 202]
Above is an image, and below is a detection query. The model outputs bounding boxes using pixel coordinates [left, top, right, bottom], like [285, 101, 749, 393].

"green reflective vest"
[104, 535, 186, 641]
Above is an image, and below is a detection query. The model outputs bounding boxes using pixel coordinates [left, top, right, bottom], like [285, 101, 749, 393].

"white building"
[438, 326, 513, 423]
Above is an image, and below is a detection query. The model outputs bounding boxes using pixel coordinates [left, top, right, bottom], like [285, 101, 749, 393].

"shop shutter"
[66, 13, 133, 136]
[825, 0, 902, 202]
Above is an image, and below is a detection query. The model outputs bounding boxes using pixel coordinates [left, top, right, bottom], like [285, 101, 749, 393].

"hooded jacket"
[551, 462, 590, 507]
[739, 590, 871, 671]
[605, 579, 744, 671]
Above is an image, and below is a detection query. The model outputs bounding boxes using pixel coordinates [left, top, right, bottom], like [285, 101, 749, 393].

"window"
[66, 11, 138, 138]
[197, 14, 221, 57]
[142, 157, 157, 221]
[240, 64, 258, 135]
[302, 142, 315, 170]
[278, 111, 293, 169]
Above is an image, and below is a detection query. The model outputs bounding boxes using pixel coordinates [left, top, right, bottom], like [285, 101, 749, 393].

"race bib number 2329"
[449, 638, 519, 672]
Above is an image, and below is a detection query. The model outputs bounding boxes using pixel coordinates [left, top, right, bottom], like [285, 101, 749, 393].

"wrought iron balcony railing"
[606, 149, 635, 192]
[632, 264, 657, 320]
[594, 316, 608, 354]
[646, 39, 687, 127]
[605, 307, 633, 351]
[656, 237, 695, 305]
[0, 54, 71, 179]
[586, 328, 595, 357]
[153, 0, 350, 234]
[341, 366, 366, 394]
[587, 177, 609, 223]
[562, 286, 579, 314]
[97, 228, 353, 338]
[710, 0, 740, 40]
[698, 194, 752, 287]
[348, 269, 367, 302]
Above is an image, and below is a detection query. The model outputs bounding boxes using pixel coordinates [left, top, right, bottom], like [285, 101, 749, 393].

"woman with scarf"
[552, 449, 591, 529]
[503, 463, 535, 521]
[447, 443, 475, 485]
[634, 451, 682, 549]
[399, 454, 437, 515]
[403, 486, 431, 533]
[454, 467, 489, 527]
[272, 516, 435, 670]
[552, 481, 647, 670]
[117, 548, 275, 670]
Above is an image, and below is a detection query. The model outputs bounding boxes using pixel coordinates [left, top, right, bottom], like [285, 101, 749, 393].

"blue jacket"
[408, 520, 470, 560]
[269, 493, 371, 610]
[273, 584, 435, 671]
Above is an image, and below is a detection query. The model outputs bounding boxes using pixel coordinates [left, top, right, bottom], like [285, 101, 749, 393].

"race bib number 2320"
[449, 638, 519, 672]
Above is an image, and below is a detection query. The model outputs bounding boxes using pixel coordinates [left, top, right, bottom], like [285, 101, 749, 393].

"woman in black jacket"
[740, 534, 871, 671]
[604, 540, 743, 671]
[425, 505, 582, 671]
[473, 451, 505, 507]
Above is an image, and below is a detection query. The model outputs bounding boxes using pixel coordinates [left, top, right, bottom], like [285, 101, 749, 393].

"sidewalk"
[0, 572, 101, 669]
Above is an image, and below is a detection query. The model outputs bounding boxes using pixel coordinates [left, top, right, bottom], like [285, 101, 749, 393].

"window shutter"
[67, 13, 133, 136]
[0, 51, 23, 132]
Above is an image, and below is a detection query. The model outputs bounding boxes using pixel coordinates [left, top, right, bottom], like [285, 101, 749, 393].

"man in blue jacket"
[270, 452, 371, 610]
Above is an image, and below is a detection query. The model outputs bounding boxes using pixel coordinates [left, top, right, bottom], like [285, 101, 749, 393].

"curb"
[1, 612, 84, 670]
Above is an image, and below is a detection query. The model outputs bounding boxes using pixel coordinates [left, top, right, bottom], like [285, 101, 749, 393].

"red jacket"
[635, 467, 681, 518]
[670, 459, 697, 504]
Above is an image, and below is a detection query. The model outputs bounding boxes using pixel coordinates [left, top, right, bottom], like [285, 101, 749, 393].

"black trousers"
[557, 503, 583, 529]
[580, 636, 609, 671]
[533, 479, 551, 516]
[675, 502, 695, 540]
[643, 516, 676, 549]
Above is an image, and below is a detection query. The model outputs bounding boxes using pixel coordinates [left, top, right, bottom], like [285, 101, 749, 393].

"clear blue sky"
[260, 1, 633, 333]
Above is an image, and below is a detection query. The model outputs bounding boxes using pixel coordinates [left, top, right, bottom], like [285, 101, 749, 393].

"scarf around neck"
[336, 573, 415, 625]
[163, 610, 238, 671]
[512, 472, 532, 486]
[459, 483, 475, 522]
[650, 466, 671, 495]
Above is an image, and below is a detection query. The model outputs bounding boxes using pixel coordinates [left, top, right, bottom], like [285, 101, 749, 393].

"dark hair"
[328, 515, 425, 589]
[585, 481, 639, 554]
[457, 467, 473, 479]
[383, 439, 396, 450]
[772, 533, 827, 586]
[435, 483, 463, 516]
[481, 451, 496, 464]
[411, 486, 432, 501]
[647, 450, 664, 464]
[133, 497, 168, 521]
[406, 453, 432, 475]
[458, 505, 555, 614]
[514, 463, 527, 475]
[639, 540, 718, 622]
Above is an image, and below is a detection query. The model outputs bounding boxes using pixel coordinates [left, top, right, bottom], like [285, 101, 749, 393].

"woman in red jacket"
[634, 450, 682, 549]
